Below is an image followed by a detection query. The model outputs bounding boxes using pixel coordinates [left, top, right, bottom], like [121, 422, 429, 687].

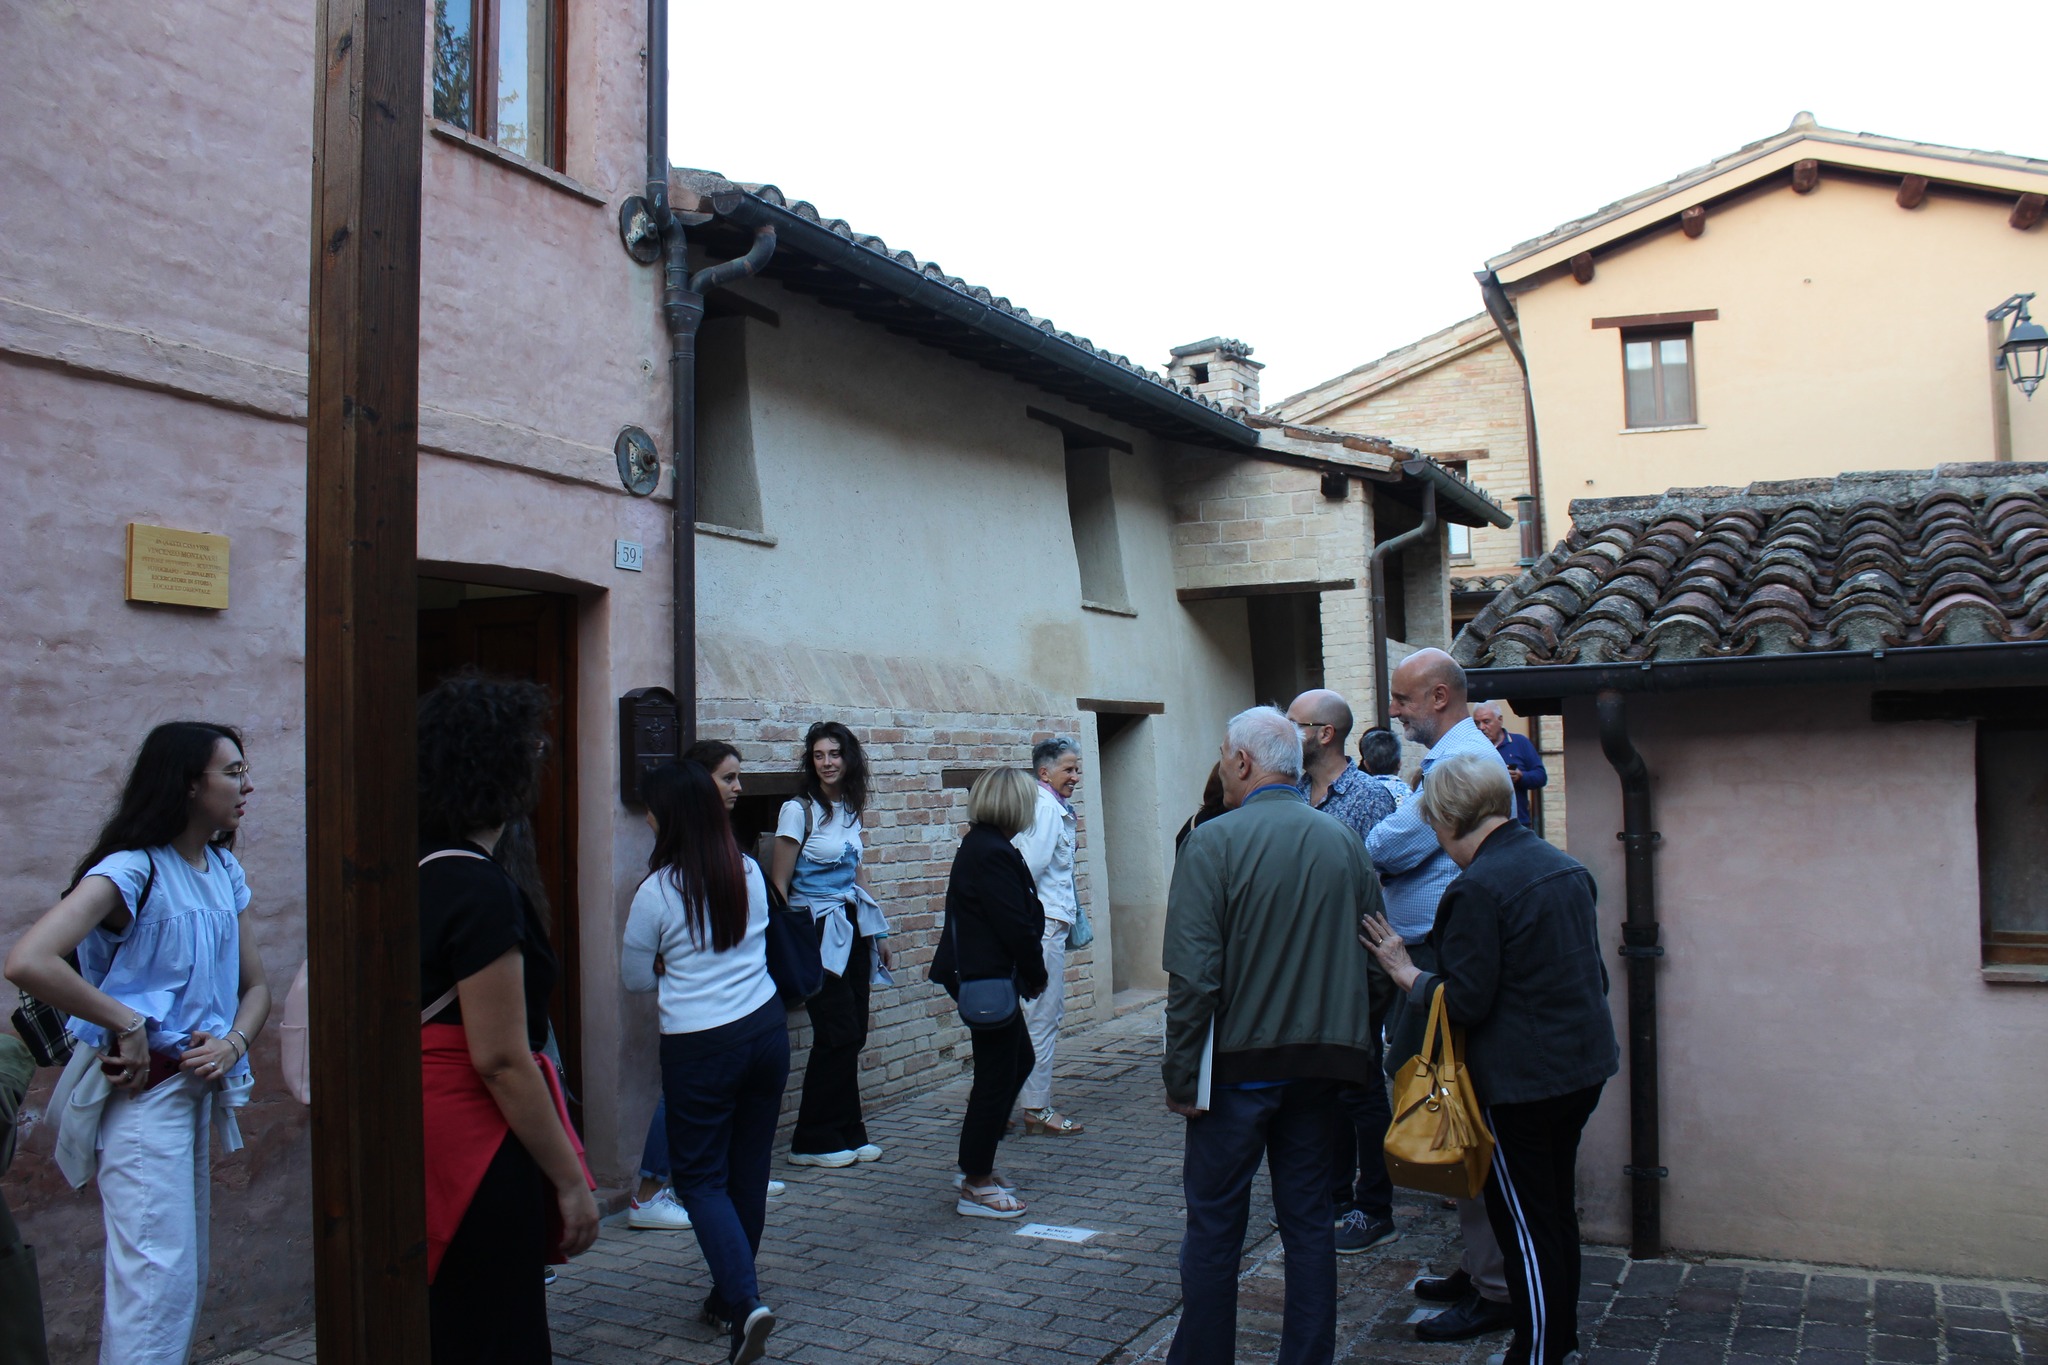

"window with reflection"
[1621, 328, 1696, 428]
[1443, 461, 1472, 558]
[432, 0, 564, 169]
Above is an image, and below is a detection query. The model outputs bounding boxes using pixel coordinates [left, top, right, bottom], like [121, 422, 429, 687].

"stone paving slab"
[208, 1003, 2046, 1364]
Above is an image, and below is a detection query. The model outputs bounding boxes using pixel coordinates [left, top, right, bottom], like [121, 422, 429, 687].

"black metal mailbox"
[619, 686, 679, 805]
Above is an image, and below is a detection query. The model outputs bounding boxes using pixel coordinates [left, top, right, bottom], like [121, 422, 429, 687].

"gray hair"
[1225, 706, 1303, 782]
[1415, 751, 1513, 839]
[1031, 735, 1080, 775]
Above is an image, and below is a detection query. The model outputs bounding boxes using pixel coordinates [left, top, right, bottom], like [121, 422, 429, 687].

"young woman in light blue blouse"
[5, 722, 271, 1365]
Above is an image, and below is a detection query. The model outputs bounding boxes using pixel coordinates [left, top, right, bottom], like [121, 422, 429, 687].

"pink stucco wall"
[1562, 686, 2048, 1278]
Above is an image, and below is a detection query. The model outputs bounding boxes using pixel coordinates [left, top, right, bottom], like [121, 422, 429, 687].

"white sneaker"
[627, 1188, 692, 1230]
[789, 1149, 858, 1168]
[853, 1143, 883, 1162]
[766, 1179, 786, 1197]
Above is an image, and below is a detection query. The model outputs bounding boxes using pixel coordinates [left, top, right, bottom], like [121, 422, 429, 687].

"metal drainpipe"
[1595, 687, 1664, 1260]
[643, 0, 774, 741]
[1368, 480, 1436, 731]
[1478, 271, 1544, 555]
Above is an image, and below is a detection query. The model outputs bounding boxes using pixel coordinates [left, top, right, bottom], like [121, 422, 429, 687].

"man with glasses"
[1284, 689, 1398, 1256]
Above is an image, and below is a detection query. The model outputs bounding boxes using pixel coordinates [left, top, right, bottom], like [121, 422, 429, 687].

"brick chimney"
[1167, 337, 1262, 413]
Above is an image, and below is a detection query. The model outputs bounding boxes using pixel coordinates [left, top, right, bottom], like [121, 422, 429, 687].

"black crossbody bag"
[948, 907, 1019, 1029]
[10, 854, 156, 1067]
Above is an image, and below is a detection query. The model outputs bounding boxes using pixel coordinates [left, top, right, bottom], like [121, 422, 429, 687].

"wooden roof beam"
[1897, 174, 1929, 209]
[2014, 193, 2046, 231]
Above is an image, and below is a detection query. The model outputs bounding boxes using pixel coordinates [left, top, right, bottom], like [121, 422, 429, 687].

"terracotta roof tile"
[1452, 464, 2048, 667]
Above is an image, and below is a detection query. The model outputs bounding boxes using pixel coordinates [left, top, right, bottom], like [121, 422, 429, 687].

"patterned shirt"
[1299, 761, 1397, 844]
[1364, 717, 1511, 941]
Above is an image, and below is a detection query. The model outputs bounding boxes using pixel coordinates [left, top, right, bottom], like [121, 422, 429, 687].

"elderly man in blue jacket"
[1472, 702, 1547, 828]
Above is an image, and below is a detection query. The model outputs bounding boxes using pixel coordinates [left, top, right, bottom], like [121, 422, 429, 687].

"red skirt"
[421, 1023, 593, 1283]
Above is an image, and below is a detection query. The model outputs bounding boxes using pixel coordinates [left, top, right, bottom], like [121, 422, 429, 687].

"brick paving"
[209, 1003, 2046, 1364]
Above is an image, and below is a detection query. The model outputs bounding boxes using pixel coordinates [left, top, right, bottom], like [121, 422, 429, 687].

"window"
[1978, 722, 2048, 971]
[1622, 328, 1696, 428]
[1064, 447, 1130, 610]
[695, 318, 763, 534]
[1444, 461, 1472, 558]
[433, 0, 565, 169]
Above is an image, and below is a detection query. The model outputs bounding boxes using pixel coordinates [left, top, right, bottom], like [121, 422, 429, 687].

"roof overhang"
[1470, 640, 2048, 705]
[1488, 130, 2048, 289]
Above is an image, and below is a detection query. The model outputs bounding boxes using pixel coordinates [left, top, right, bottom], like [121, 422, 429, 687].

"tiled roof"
[1452, 465, 2048, 669]
[1452, 574, 1520, 597]
[1267, 312, 1501, 424]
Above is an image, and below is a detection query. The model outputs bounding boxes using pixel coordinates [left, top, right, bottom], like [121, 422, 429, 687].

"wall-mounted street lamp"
[1989, 293, 2047, 399]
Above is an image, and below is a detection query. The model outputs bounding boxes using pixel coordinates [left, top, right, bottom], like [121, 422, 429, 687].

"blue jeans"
[660, 998, 790, 1310]
[1166, 1081, 1340, 1365]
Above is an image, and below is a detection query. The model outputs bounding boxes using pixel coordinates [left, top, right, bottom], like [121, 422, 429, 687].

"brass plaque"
[126, 523, 230, 610]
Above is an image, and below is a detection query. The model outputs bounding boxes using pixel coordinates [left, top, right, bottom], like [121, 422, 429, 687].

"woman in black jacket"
[1362, 751, 1619, 1365]
[929, 768, 1049, 1219]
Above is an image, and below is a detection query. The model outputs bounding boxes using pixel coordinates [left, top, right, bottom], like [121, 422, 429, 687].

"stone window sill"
[1981, 963, 2048, 985]
[429, 121, 607, 206]
[1081, 599, 1137, 618]
[697, 521, 777, 547]
[1620, 423, 1707, 436]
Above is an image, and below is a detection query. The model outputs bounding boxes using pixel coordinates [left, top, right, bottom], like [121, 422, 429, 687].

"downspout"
[1595, 688, 1663, 1260]
[642, 0, 774, 741]
[1477, 270, 1544, 558]
[1368, 477, 1435, 731]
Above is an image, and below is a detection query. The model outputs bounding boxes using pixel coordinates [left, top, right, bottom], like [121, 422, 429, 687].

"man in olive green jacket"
[1, 1033, 52, 1365]
[1160, 707, 1388, 1365]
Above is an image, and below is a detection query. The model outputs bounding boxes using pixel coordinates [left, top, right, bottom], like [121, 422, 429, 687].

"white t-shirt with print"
[774, 797, 863, 865]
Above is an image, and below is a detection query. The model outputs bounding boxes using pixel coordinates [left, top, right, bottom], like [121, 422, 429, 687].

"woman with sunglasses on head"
[623, 759, 786, 1364]
[4, 723, 270, 1365]
[770, 721, 890, 1169]
[629, 739, 786, 1234]
[416, 675, 597, 1364]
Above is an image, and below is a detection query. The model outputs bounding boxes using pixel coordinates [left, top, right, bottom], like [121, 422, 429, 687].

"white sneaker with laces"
[628, 1187, 692, 1230]
[789, 1149, 858, 1168]
[766, 1179, 786, 1197]
[853, 1143, 883, 1162]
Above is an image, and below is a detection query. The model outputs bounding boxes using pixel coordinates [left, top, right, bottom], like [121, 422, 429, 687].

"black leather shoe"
[1413, 1290, 1513, 1342]
[1412, 1267, 1472, 1303]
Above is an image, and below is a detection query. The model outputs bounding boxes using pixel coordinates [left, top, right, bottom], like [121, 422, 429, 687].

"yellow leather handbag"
[1383, 984, 1495, 1199]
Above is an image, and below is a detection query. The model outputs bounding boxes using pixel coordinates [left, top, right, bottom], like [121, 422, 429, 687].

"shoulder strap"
[418, 849, 489, 1024]
[803, 799, 814, 846]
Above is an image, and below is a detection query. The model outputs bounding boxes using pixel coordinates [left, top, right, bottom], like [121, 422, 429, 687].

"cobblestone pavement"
[211, 1003, 2045, 1364]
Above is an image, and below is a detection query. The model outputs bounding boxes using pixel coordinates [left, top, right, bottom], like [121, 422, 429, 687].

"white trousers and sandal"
[1017, 920, 1082, 1135]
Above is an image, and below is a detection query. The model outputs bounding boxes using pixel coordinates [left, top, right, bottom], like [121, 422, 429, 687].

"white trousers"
[1018, 920, 1067, 1110]
[97, 1071, 211, 1365]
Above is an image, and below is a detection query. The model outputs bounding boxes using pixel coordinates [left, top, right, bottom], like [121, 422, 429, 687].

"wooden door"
[418, 590, 582, 1110]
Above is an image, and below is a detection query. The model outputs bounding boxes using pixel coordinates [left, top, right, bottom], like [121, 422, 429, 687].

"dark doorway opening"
[418, 578, 583, 1113]
[1247, 592, 1325, 708]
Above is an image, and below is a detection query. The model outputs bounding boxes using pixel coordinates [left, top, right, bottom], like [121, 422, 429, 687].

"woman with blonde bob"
[928, 768, 1049, 1218]
[1362, 751, 1618, 1365]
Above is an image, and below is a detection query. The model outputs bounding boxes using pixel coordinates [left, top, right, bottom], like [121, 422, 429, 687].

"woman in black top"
[417, 674, 597, 1364]
[929, 768, 1048, 1218]
[1363, 752, 1618, 1365]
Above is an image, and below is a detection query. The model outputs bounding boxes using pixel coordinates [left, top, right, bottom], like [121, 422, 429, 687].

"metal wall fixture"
[1990, 293, 2047, 398]
[615, 426, 660, 495]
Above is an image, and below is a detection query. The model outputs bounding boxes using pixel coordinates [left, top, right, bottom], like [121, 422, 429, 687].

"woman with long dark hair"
[770, 720, 890, 1167]
[416, 675, 597, 1363]
[4, 722, 271, 1365]
[622, 759, 785, 1364]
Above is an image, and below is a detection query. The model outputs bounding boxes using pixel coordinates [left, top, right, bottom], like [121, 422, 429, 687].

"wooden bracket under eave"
[1896, 175, 1929, 210]
[1792, 159, 1820, 194]
[1680, 206, 1705, 238]
[2014, 194, 2047, 231]
[1569, 252, 1595, 284]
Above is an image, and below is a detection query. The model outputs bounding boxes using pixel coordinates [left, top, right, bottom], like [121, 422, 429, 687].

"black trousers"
[1329, 1072, 1394, 1219]
[430, 1132, 552, 1365]
[0, 1194, 50, 1365]
[1482, 1082, 1605, 1365]
[957, 1012, 1034, 1179]
[792, 932, 872, 1155]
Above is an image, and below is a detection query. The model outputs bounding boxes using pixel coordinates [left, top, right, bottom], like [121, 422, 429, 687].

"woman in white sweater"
[621, 759, 784, 1365]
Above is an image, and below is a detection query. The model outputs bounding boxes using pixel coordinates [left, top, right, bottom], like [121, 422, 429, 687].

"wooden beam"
[940, 767, 987, 790]
[305, 0, 429, 1360]
[1077, 697, 1166, 715]
[1792, 159, 1820, 194]
[1568, 252, 1594, 284]
[1591, 309, 1720, 330]
[1177, 578, 1357, 603]
[1679, 205, 1705, 238]
[2014, 193, 2047, 231]
[1896, 174, 1929, 210]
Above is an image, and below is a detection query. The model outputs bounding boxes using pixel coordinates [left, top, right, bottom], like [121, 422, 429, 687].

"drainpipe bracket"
[1615, 830, 1663, 847]
[1624, 1165, 1669, 1180]
[1618, 944, 1666, 959]
[619, 195, 663, 264]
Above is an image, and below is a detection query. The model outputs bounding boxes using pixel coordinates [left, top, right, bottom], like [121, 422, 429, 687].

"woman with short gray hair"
[1362, 751, 1618, 1365]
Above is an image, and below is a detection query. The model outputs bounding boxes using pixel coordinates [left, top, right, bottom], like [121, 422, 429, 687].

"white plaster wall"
[1561, 687, 2048, 1278]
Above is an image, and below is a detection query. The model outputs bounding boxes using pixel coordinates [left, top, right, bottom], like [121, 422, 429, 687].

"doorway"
[1247, 592, 1324, 708]
[418, 578, 583, 1108]
[1094, 712, 1168, 996]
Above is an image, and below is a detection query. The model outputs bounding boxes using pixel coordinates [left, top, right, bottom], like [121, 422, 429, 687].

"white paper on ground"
[1015, 1223, 1099, 1243]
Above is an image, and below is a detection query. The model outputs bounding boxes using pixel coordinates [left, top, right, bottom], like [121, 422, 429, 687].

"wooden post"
[306, 0, 429, 1359]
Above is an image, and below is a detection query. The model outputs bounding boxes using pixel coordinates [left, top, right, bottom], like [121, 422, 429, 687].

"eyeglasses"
[1293, 720, 1328, 733]
[212, 763, 253, 781]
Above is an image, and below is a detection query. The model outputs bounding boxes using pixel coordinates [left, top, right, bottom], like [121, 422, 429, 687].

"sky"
[669, 0, 2035, 407]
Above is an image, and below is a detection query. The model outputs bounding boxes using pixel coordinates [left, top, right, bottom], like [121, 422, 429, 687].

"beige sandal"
[1022, 1107, 1084, 1136]
[956, 1180, 1027, 1219]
